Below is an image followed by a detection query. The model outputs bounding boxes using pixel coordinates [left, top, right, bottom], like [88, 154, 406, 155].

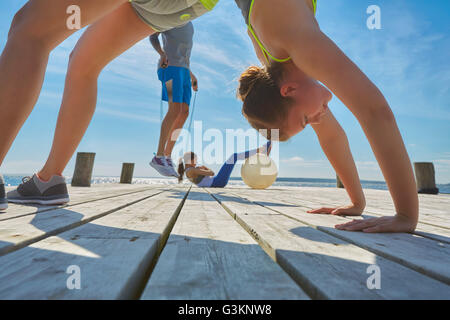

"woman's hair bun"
[237, 66, 268, 101]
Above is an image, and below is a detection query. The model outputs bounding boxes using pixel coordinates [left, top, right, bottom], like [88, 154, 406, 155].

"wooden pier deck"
[0, 183, 449, 300]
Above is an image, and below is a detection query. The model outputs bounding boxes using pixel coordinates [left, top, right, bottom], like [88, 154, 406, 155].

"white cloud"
[1, 160, 44, 175]
[322, 2, 450, 121]
[356, 161, 379, 170]
[192, 42, 247, 73]
[96, 107, 160, 124]
[433, 159, 450, 172]
[281, 156, 305, 163]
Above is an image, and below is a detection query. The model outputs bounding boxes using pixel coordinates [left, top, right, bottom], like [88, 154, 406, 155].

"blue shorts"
[158, 66, 192, 105]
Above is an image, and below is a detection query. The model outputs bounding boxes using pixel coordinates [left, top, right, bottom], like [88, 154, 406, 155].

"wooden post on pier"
[120, 163, 135, 184]
[414, 162, 439, 194]
[71, 152, 95, 187]
[336, 174, 344, 188]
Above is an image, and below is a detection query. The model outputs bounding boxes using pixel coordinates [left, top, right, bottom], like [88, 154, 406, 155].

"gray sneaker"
[0, 174, 7, 211]
[165, 157, 180, 178]
[7, 174, 70, 205]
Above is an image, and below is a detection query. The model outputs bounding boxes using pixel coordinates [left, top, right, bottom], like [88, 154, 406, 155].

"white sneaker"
[149, 156, 172, 177]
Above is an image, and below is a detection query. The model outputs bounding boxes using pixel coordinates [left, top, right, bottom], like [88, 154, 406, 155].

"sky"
[0, 0, 449, 183]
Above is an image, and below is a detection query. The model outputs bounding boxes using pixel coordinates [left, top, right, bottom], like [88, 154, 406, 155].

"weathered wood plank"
[248, 185, 450, 208]
[270, 187, 450, 226]
[231, 186, 450, 241]
[1, 184, 164, 221]
[207, 189, 450, 299]
[141, 189, 309, 300]
[222, 189, 450, 286]
[0, 188, 164, 256]
[230, 187, 450, 242]
[305, 190, 450, 242]
[0, 188, 189, 299]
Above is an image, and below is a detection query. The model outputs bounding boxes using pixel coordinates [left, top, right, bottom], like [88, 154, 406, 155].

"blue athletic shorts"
[158, 66, 192, 105]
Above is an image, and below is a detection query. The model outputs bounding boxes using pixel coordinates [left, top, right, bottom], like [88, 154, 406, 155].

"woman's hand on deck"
[307, 203, 364, 216]
[334, 214, 418, 233]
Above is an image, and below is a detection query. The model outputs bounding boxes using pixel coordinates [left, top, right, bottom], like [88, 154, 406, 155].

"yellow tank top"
[248, 0, 317, 63]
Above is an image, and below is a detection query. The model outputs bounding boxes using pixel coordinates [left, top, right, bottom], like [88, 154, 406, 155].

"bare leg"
[38, 3, 155, 180]
[155, 81, 187, 157]
[156, 101, 184, 156]
[164, 102, 189, 157]
[0, 0, 128, 166]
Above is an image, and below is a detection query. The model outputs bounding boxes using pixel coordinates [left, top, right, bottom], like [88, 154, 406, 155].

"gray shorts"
[131, 0, 218, 32]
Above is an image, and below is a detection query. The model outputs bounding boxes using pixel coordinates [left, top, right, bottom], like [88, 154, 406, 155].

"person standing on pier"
[0, 1, 217, 210]
[149, 22, 199, 178]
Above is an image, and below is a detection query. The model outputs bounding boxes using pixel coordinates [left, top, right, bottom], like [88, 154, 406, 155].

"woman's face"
[280, 66, 332, 139]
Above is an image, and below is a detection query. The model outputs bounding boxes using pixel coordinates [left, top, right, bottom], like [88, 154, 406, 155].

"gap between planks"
[205, 188, 450, 299]
[131, 186, 191, 299]
[0, 189, 166, 257]
[0, 185, 167, 222]
[215, 188, 450, 287]
[0, 186, 191, 299]
[226, 187, 450, 243]
[140, 188, 308, 300]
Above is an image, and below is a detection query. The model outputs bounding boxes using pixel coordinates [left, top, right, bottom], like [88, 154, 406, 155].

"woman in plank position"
[235, 0, 419, 233]
[0, 0, 217, 209]
[178, 142, 271, 188]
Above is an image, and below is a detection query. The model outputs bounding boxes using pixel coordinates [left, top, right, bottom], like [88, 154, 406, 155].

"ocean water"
[3, 174, 450, 194]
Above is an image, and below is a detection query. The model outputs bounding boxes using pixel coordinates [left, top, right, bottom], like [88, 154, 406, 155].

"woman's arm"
[309, 110, 366, 215]
[262, 0, 418, 232]
[192, 167, 215, 177]
[185, 167, 214, 181]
